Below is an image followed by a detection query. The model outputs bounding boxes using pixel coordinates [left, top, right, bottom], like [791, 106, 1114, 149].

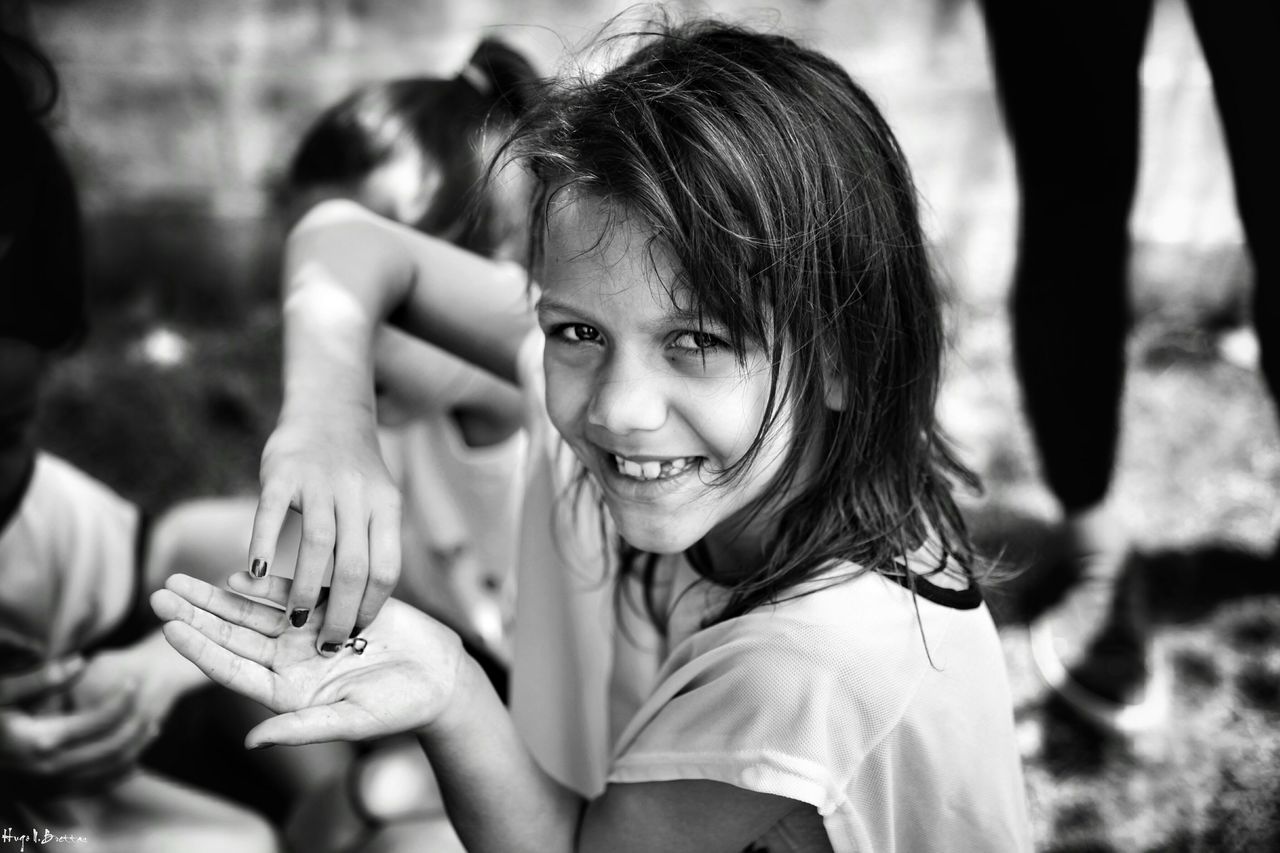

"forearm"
[417, 656, 585, 853]
[286, 200, 534, 389]
[281, 212, 408, 423]
[374, 325, 522, 424]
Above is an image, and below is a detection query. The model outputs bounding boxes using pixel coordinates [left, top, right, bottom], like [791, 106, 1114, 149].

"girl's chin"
[611, 515, 703, 556]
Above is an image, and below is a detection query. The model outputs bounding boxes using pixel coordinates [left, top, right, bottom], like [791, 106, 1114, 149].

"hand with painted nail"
[0, 655, 150, 794]
[251, 402, 403, 656]
[151, 573, 464, 748]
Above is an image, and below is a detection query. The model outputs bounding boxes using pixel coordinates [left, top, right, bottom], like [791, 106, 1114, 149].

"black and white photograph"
[2, 1, 1277, 850]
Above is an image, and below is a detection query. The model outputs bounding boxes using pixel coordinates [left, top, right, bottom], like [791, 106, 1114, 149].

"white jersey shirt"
[509, 331, 1032, 852]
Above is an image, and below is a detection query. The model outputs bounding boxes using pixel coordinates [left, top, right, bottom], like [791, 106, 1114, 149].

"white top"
[373, 260, 528, 655]
[509, 332, 1032, 852]
[379, 414, 525, 654]
[0, 453, 138, 664]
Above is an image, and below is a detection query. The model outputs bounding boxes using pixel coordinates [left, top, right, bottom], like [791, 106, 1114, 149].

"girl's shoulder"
[751, 559, 983, 630]
[662, 559, 998, 696]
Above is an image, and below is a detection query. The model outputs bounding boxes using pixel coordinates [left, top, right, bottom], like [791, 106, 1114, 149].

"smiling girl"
[152, 20, 1031, 852]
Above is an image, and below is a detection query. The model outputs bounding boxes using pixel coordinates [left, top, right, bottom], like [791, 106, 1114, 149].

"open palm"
[151, 573, 464, 748]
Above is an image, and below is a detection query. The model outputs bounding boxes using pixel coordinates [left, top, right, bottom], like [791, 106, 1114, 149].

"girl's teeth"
[613, 455, 696, 481]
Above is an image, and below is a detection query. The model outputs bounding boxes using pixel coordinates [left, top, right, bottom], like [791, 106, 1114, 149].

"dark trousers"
[977, 0, 1279, 511]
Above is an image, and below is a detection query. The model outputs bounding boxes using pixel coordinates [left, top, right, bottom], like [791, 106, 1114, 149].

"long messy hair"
[507, 19, 980, 626]
[0, 29, 86, 353]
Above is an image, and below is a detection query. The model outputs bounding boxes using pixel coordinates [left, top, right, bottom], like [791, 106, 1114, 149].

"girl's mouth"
[611, 453, 701, 482]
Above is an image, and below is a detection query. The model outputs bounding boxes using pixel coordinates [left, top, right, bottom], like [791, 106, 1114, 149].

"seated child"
[0, 29, 277, 852]
[155, 19, 1033, 852]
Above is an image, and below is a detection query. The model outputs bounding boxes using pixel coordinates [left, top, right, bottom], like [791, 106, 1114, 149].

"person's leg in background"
[1186, 0, 1280, 414]
[977, 0, 1158, 728]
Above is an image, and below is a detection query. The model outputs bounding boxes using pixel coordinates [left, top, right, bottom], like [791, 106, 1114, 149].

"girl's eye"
[671, 330, 722, 352]
[556, 323, 601, 344]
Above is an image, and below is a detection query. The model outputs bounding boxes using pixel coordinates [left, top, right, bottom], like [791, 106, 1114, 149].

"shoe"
[1028, 515, 1165, 734]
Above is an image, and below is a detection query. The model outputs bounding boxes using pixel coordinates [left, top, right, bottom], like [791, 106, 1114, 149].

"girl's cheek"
[543, 366, 588, 437]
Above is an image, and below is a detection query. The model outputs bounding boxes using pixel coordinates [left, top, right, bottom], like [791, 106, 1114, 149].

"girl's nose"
[586, 354, 668, 435]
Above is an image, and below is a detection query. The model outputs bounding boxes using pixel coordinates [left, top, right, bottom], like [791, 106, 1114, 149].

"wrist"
[415, 650, 494, 749]
[278, 389, 376, 426]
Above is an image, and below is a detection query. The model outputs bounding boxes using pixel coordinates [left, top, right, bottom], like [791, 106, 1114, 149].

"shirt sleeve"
[607, 620, 931, 816]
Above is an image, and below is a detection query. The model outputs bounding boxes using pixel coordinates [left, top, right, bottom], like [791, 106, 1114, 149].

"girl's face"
[537, 198, 797, 565]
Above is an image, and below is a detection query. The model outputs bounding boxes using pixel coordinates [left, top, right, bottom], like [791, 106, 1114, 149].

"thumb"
[245, 702, 374, 749]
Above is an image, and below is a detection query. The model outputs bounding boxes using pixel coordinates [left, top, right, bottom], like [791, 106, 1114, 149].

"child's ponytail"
[461, 38, 539, 119]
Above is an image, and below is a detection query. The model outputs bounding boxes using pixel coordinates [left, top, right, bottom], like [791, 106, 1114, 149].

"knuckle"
[300, 525, 335, 549]
[30, 732, 58, 759]
[366, 569, 397, 595]
[332, 561, 367, 586]
[258, 478, 293, 505]
[375, 486, 402, 512]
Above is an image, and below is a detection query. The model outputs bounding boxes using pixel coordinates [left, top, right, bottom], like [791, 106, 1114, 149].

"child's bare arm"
[422, 660, 805, 853]
[372, 324, 523, 441]
[154, 573, 803, 853]
[249, 200, 534, 655]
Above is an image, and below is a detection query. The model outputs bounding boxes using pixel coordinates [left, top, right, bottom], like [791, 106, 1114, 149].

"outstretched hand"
[150, 573, 464, 749]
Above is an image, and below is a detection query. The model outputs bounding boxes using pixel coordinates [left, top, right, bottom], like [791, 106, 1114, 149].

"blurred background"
[8, 0, 1279, 849]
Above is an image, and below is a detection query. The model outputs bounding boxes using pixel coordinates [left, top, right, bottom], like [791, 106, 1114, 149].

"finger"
[246, 702, 372, 748]
[227, 572, 294, 608]
[248, 480, 294, 579]
[287, 489, 336, 631]
[161, 622, 278, 709]
[17, 688, 135, 759]
[156, 574, 288, 636]
[317, 502, 370, 651]
[33, 694, 152, 779]
[357, 495, 402, 633]
[150, 590, 278, 668]
[0, 654, 86, 704]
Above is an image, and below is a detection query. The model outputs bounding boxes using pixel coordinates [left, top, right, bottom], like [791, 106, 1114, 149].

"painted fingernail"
[319, 642, 342, 655]
[289, 608, 310, 628]
[348, 638, 368, 656]
[348, 625, 365, 640]
[250, 559, 268, 579]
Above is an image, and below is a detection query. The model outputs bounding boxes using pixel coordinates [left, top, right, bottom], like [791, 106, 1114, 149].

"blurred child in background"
[283, 37, 536, 667]
[146, 38, 539, 851]
[0, 29, 278, 852]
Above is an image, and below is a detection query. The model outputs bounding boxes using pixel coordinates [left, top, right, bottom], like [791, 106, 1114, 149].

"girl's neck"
[691, 522, 770, 585]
